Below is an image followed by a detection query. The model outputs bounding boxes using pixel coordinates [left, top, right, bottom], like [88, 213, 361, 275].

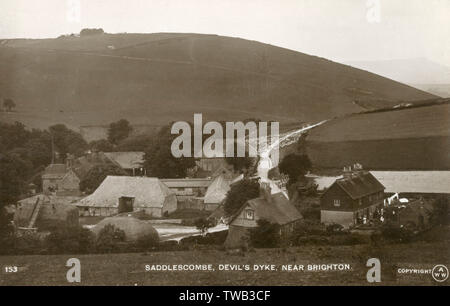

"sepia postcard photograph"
[0, 0, 449, 294]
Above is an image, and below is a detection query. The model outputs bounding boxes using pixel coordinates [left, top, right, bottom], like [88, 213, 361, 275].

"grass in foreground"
[1, 237, 448, 286]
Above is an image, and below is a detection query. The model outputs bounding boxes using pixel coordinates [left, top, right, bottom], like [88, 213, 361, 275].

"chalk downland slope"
[0, 33, 436, 129]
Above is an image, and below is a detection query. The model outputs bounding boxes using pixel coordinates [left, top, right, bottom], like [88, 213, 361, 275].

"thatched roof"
[160, 178, 211, 188]
[92, 216, 159, 242]
[204, 175, 230, 204]
[77, 176, 175, 208]
[230, 193, 302, 226]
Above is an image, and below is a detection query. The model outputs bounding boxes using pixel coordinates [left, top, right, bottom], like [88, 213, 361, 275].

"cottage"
[320, 164, 385, 228]
[42, 164, 80, 195]
[224, 184, 303, 248]
[76, 176, 177, 217]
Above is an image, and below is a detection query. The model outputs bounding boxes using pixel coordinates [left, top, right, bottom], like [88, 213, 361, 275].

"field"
[305, 103, 450, 170]
[1, 228, 449, 286]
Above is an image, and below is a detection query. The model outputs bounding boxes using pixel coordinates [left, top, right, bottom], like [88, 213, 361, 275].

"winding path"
[256, 120, 328, 198]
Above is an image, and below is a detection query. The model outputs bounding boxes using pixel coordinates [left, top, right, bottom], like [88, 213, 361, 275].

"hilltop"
[0, 33, 435, 130]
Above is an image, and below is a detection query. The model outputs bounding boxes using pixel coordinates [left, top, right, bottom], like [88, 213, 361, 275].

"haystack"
[92, 216, 159, 242]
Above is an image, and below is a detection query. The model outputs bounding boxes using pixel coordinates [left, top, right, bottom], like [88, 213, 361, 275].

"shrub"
[95, 224, 126, 253]
[249, 219, 281, 248]
[326, 223, 345, 234]
[180, 230, 228, 246]
[14, 232, 45, 255]
[328, 233, 367, 246]
[134, 233, 159, 251]
[300, 207, 321, 220]
[45, 225, 94, 254]
[295, 235, 329, 245]
[293, 219, 326, 237]
[194, 217, 215, 235]
[380, 222, 414, 243]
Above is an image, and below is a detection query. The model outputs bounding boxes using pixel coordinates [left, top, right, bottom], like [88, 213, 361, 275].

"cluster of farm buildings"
[13, 149, 450, 248]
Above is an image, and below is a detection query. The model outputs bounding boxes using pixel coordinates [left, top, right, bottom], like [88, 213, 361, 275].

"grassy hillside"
[0, 33, 435, 130]
[305, 102, 450, 169]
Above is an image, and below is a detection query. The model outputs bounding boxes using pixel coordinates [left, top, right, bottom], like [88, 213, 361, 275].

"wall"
[320, 183, 355, 211]
[321, 210, 354, 228]
[230, 205, 257, 227]
[224, 225, 250, 248]
[162, 194, 178, 216]
[177, 198, 205, 210]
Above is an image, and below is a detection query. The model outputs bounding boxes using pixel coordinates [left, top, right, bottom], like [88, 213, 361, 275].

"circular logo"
[432, 265, 449, 282]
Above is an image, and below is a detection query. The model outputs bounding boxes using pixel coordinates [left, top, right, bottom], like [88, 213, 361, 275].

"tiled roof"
[335, 171, 385, 199]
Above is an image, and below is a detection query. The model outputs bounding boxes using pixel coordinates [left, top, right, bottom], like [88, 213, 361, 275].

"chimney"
[352, 163, 364, 175]
[260, 182, 272, 202]
[342, 166, 352, 179]
[66, 154, 74, 169]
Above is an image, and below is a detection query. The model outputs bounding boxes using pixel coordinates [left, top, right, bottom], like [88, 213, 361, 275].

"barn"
[76, 176, 177, 217]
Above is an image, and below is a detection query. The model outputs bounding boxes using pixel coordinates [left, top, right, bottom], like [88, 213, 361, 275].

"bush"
[326, 223, 345, 234]
[14, 232, 45, 255]
[293, 219, 326, 237]
[180, 230, 228, 246]
[45, 225, 94, 254]
[300, 207, 321, 220]
[95, 224, 126, 253]
[380, 223, 414, 243]
[194, 217, 215, 235]
[295, 235, 329, 246]
[249, 219, 281, 248]
[328, 233, 367, 246]
[134, 233, 159, 251]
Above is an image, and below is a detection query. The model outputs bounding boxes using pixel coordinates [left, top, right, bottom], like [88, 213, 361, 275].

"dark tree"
[249, 219, 281, 248]
[194, 218, 215, 236]
[225, 156, 253, 172]
[79, 164, 127, 194]
[107, 119, 133, 145]
[49, 124, 88, 158]
[143, 125, 196, 178]
[428, 196, 450, 226]
[278, 153, 312, 185]
[114, 133, 155, 152]
[89, 139, 114, 152]
[3, 98, 16, 112]
[0, 153, 26, 207]
[223, 179, 260, 216]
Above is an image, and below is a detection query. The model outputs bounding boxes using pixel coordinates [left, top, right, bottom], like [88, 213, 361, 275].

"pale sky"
[1, 0, 449, 66]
